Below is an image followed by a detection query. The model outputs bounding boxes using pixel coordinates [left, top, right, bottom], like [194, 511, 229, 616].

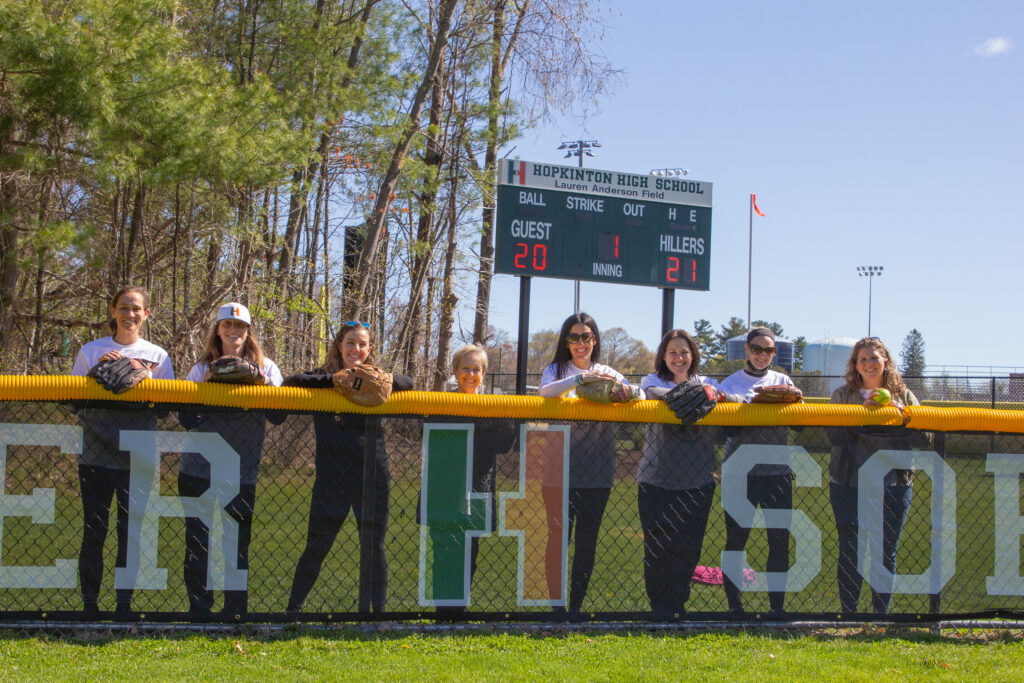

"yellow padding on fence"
[902, 405, 1024, 433]
[0, 375, 961, 429]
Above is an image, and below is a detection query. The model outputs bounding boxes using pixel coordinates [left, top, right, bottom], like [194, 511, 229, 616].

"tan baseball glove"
[750, 385, 803, 404]
[332, 364, 393, 406]
[574, 375, 641, 404]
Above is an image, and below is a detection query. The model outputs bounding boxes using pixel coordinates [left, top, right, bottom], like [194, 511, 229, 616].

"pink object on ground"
[691, 566, 758, 586]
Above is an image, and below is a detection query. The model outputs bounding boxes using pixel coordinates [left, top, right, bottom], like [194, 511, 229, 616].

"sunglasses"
[343, 321, 371, 329]
[749, 343, 776, 356]
[567, 332, 595, 344]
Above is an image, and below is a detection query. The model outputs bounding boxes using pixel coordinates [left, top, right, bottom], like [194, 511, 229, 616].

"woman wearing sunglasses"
[538, 312, 641, 613]
[828, 336, 929, 614]
[717, 327, 797, 616]
[284, 321, 413, 613]
[638, 329, 739, 615]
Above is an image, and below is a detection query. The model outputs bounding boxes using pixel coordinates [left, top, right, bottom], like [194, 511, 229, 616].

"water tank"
[726, 334, 795, 374]
[803, 336, 859, 394]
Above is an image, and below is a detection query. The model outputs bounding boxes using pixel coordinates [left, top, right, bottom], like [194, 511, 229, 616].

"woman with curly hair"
[828, 336, 928, 614]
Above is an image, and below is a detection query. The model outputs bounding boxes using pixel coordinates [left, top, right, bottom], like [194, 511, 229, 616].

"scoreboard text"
[495, 161, 713, 290]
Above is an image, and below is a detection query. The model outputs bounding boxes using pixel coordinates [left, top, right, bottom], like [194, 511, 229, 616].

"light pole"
[857, 266, 884, 336]
[558, 140, 601, 313]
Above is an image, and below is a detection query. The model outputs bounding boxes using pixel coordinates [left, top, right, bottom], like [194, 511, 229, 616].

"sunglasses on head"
[343, 321, 371, 329]
[749, 343, 776, 356]
[567, 332, 595, 344]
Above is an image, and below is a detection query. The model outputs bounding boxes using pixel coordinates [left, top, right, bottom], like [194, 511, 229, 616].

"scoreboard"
[495, 160, 713, 290]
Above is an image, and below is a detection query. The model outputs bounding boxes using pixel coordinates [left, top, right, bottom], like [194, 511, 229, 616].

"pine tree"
[900, 329, 926, 376]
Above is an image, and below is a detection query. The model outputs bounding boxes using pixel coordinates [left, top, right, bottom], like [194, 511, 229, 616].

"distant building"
[803, 336, 859, 394]
[726, 334, 795, 374]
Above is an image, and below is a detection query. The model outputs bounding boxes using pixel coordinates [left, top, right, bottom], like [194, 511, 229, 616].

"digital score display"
[495, 161, 712, 290]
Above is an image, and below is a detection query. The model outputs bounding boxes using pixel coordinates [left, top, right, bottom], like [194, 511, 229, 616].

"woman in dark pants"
[428, 344, 516, 615]
[70, 285, 175, 619]
[829, 336, 929, 614]
[538, 312, 641, 614]
[285, 322, 412, 613]
[718, 327, 798, 615]
[178, 302, 283, 617]
[638, 329, 737, 615]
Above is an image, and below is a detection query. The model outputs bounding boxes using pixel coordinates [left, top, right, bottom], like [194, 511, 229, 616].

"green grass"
[1, 629, 1024, 681]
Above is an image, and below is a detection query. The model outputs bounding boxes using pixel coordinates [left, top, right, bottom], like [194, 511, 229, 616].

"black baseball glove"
[663, 380, 718, 426]
[88, 357, 153, 394]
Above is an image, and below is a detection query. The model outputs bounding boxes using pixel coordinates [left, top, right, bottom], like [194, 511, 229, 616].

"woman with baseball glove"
[284, 321, 412, 613]
[718, 327, 801, 616]
[538, 312, 641, 614]
[70, 285, 175, 619]
[177, 302, 283, 617]
[828, 336, 929, 614]
[638, 329, 739, 615]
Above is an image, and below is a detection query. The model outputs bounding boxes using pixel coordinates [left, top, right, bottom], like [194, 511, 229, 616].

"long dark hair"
[550, 312, 600, 380]
[107, 285, 150, 334]
[323, 324, 375, 373]
[653, 329, 700, 383]
[843, 337, 907, 396]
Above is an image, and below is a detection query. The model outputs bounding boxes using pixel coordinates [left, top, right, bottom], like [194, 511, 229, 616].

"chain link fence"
[1, 396, 1023, 627]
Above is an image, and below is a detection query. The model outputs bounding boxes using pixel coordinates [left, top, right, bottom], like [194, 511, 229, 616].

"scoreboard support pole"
[661, 289, 674, 340]
[515, 276, 532, 395]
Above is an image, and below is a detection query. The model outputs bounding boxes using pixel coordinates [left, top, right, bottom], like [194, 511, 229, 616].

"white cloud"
[972, 36, 1013, 57]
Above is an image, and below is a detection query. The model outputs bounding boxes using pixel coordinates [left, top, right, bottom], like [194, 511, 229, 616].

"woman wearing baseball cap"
[284, 321, 413, 614]
[178, 302, 283, 618]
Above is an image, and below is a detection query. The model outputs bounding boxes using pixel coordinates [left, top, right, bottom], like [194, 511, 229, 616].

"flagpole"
[747, 193, 753, 330]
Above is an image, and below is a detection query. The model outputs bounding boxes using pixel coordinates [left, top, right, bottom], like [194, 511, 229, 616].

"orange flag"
[752, 194, 765, 217]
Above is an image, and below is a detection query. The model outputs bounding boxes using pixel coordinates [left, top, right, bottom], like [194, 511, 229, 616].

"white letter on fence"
[720, 445, 822, 593]
[0, 424, 81, 588]
[859, 450, 956, 595]
[986, 453, 1024, 595]
[115, 431, 244, 591]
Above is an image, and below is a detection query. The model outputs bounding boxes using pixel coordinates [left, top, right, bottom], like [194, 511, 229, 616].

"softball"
[872, 388, 891, 406]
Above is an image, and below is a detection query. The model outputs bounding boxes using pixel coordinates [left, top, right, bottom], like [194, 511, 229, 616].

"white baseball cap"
[216, 302, 251, 325]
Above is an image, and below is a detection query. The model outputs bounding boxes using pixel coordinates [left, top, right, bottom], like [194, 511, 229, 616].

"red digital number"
[689, 260, 697, 282]
[515, 242, 547, 271]
[514, 243, 528, 269]
[666, 256, 679, 282]
[533, 244, 547, 270]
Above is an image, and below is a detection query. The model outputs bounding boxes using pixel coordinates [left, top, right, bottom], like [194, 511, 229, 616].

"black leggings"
[566, 487, 611, 613]
[178, 473, 255, 614]
[78, 464, 133, 610]
[287, 480, 390, 613]
[722, 473, 793, 613]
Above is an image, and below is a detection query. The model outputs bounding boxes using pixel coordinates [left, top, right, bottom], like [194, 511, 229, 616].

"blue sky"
[474, 1, 1022, 372]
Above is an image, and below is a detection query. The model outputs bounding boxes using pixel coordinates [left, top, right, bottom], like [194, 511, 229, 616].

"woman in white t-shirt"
[178, 302, 282, 618]
[538, 312, 640, 614]
[70, 285, 174, 619]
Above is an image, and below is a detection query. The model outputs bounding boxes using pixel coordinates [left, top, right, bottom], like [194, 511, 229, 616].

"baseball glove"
[88, 357, 153, 394]
[332, 364, 393, 406]
[575, 375, 641, 404]
[750, 385, 803, 404]
[209, 355, 266, 385]
[663, 380, 718, 426]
